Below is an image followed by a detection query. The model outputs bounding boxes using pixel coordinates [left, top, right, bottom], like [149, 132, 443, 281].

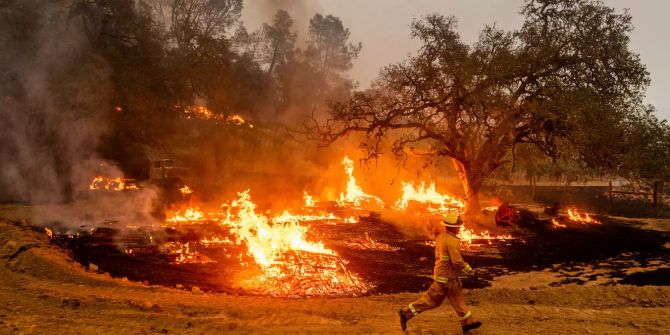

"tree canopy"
[313, 0, 651, 219]
[0, 0, 362, 201]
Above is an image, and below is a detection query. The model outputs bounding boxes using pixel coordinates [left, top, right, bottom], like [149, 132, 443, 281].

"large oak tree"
[313, 0, 649, 221]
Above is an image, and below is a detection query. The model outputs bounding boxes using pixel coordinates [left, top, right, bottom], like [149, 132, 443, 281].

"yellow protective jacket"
[433, 231, 472, 283]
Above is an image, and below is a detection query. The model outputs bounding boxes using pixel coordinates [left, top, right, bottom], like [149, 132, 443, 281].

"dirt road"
[1, 219, 669, 334]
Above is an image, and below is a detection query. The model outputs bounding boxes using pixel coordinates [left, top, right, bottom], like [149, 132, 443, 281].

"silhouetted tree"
[306, 14, 361, 81]
[261, 9, 296, 76]
[313, 0, 650, 221]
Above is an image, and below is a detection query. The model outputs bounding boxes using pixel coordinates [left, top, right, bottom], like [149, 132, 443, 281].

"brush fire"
[45, 155, 520, 297]
[3, 1, 670, 334]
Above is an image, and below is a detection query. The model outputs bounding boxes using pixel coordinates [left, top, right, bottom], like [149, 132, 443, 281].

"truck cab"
[149, 158, 189, 186]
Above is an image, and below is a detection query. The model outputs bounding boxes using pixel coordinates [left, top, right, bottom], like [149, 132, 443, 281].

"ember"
[182, 105, 253, 128]
[163, 242, 213, 264]
[303, 191, 315, 208]
[271, 210, 340, 224]
[458, 227, 514, 246]
[227, 114, 252, 127]
[199, 236, 234, 246]
[89, 176, 138, 191]
[44, 227, 53, 239]
[339, 232, 401, 251]
[552, 219, 568, 228]
[179, 185, 193, 195]
[550, 208, 601, 228]
[167, 207, 205, 223]
[183, 105, 217, 120]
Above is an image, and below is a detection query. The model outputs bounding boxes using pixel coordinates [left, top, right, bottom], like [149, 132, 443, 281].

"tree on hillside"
[160, 0, 271, 120]
[167, 0, 242, 49]
[260, 9, 296, 76]
[260, 12, 362, 122]
[69, 0, 183, 176]
[305, 14, 362, 92]
[310, 0, 650, 222]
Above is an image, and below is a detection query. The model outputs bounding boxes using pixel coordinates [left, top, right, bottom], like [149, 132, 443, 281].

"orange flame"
[219, 190, 369, 295]
[227, 114, 245, 125]
[44, 227, 53, 239]
[552, 218, 567, 228]
[164, 242, 213, 264]
[303, 191, 315, 208]
[221, 191, 333, 266]
[271, 210, 340, 224]
[179, 185, 193, 195]
[156, 154, 531, 293]
[183, 105, 253, 128]
[458, 227, 514, 245]
[89, 176, 137, 191]
[199, 236, 234, 246]
[566, 208, 601, 224]
[337, 157, 384, 208]
[394, 181, 464, 213]
[167, 207, 205, 223]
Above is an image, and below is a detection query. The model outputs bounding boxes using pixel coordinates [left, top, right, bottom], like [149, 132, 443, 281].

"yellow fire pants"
[401, 280, 470, 321]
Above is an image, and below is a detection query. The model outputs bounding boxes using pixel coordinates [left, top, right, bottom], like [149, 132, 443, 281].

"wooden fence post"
[608, 180, 613, 212]
[653, 181, 663, 214]
[531, 176, 536, 199]
[660, 182, 665, 208]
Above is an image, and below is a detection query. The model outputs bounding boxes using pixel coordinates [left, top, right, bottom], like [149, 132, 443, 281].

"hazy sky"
[242, 0, 670, 120]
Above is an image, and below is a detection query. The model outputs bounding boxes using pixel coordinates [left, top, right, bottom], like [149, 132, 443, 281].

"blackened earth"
[40, 208, 670, 296]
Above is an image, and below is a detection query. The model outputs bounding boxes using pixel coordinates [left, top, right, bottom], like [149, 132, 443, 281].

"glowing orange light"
[394, 181, 464, 214]
[179, 185, 193, 195]
[337, 157, 384, 208]
[566, 208, 600, 224]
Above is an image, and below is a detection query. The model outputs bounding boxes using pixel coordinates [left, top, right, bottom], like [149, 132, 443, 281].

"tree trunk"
[463, 181, 482, 223]
[452, 158, 484, 226]
[267, 44, 278, 75]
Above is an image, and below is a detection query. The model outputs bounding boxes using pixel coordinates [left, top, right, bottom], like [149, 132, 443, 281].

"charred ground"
[39, 190, 670, 296]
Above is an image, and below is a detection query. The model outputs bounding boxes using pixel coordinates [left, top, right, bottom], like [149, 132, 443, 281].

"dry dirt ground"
[2, 218, 670, 335]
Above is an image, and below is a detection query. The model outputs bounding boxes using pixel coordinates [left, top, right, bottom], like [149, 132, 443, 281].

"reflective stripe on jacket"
[433, 231, 470, 283]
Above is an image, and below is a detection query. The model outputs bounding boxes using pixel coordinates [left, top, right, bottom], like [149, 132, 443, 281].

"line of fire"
[2, 0, 670, 334]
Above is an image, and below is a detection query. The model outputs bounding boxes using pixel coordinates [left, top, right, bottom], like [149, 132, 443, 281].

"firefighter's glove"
[461, 263, 475, 277]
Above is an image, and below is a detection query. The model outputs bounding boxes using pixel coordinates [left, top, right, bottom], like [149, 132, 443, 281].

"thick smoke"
[242, 0, 320, 43]
[0, 0, 157, 227]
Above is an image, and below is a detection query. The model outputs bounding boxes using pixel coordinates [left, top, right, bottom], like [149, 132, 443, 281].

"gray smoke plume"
[242, 0, 320, 43]
[0, 0, 158, 227]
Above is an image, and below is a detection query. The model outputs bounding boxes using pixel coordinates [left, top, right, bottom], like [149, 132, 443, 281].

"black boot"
[462, 321, 482, 332]
[398, 309, 408, 332]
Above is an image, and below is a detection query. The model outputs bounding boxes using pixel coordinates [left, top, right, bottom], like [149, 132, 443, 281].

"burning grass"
[152, 157, 517, 295]
[551, 208, 601, 228]
[337, 156, 385, 209]
[394, 181, 464, 214]
[182, 105, 253, 128]
[160, 190, 371, 296]
[49, 155, 523, 297]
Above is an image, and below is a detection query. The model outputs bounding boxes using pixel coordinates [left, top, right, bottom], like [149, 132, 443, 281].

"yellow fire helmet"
[441, 213, 463, 228]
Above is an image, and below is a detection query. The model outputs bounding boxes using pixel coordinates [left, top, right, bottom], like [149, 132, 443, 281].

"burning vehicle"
[149, 157, 191, 194]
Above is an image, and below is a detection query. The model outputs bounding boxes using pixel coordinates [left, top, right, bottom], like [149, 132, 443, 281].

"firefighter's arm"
[446, 241, 474, 276]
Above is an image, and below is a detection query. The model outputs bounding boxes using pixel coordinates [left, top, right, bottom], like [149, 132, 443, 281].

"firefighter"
[398, 213, 482, 333]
